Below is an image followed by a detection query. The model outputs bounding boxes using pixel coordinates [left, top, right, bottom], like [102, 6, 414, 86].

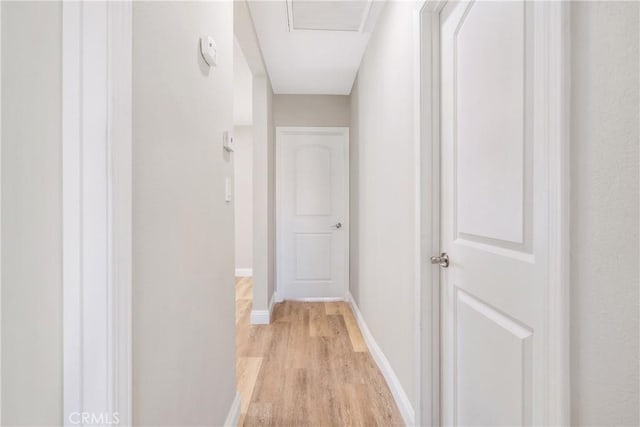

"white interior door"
[277, 127, 349, 300]
[438, 1, 561, 425]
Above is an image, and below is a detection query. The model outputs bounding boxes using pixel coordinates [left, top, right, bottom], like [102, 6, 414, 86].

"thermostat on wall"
[200, 36, 217, 67]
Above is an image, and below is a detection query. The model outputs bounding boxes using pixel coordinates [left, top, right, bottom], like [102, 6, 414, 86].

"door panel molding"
[417, 1, 570, 425]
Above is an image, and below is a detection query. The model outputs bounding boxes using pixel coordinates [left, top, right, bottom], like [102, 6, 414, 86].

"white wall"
[234, 126, 253, 272]
[235, 0, 276, 313]
[267, 88, 276, 304]
[252, 75, 276, 311]
[273, 95, 350, 127]
[570, 2, 639, 425]
[1, 2, 63, 425]
[234, 35, 254, 275]
[132, 2, 236, 424]
[234, 0, 266, 76]
[349, 0, 417, 409]
[234, 37, 253, 127]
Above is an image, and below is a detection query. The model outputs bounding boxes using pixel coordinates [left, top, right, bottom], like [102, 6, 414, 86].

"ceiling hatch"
[287, 0, 373, 32]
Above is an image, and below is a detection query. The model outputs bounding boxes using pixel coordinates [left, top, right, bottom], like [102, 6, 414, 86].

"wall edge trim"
[223, 392, 242, 427]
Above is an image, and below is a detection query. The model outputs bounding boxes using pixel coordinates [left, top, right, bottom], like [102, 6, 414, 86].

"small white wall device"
[223, 131, 235, 152]
[225, 177, 232, 203]
[200, 36, 217, 67]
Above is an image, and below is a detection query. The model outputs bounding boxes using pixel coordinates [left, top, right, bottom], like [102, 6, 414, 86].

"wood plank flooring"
[236, 277, 404, 426]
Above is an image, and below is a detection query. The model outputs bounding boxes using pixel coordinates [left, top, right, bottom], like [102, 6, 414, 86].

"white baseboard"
[250, 309, 270, 324]
[286, 296, 345, 302]
[223, 392, 242, 427]
[235, 268, 253, 277]
[250, 292, 276, 325]
[347, 292, 415, 426]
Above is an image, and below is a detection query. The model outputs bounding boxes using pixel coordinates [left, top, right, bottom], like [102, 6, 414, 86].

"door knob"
[331, 222, 342, 229]
[430, 253, 449, 268]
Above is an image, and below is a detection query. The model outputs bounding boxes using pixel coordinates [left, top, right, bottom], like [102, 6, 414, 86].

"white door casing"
[419, 0, 570, 425]
[276, 127, 349, 301]
[0, 3, 3, 421]
[63, 2, 132, 425]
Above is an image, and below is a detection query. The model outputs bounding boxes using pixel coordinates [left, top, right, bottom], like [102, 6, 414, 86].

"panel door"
[277, 127, 348, 300]
[439, 1, 550, 425]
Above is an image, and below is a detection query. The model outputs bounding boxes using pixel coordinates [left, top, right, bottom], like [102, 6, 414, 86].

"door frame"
[416, 1, 571, 425]
[275, 126, 350, 302]
[62, 2, 132, 425]
[0, 3, 3, 421]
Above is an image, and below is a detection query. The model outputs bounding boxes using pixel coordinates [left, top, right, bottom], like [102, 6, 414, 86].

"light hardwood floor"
[236, 277, 404, 426]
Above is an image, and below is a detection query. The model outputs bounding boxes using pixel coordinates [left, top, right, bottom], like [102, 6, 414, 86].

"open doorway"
[233, 35, 259, 426]
[233, 36, 254, 284]
[233, 33, 254, 310]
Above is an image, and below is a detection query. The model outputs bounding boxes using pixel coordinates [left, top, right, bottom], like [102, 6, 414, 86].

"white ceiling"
[234, 37, 253, 126]
[247, 0, 384, 95]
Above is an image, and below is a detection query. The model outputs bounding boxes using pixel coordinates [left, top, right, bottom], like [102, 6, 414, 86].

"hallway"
[235, 278, 404, 426]
[0, 1, 637, 426]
